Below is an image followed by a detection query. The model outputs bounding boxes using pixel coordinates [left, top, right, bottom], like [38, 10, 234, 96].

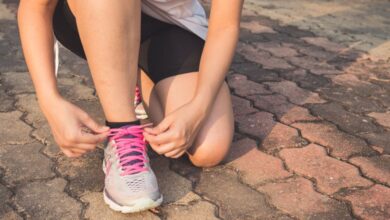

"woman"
[18, 0, 243, 213]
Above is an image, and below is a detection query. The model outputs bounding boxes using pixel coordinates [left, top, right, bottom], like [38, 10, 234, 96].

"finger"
[79, 112, 110, 133]
[69, 148, 89, 154]
[153, 142, 177, 155]
[78, 130, 109, 144]
[164, 148, 182, 158]
[62, 149, 83, 158]
[146, 140, 159, 152]
[72, 143, 97, 151]
[143, 130, 174, 145]
[144, 116, 172, 135]
[170, 150, 186, 159]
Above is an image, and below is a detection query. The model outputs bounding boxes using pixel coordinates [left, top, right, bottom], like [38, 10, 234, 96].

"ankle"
[105, 120, 140, 129]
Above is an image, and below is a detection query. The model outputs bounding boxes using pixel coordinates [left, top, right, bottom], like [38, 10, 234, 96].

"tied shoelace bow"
[108, 125, 148, 176]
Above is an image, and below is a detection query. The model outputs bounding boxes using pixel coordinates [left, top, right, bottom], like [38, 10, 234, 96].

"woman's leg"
[66, 0, 141, 122]
[138, 69, 165, 124]
[139, 70, 234, 168]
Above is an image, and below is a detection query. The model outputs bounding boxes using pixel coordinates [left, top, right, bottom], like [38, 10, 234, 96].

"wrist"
[36, 90, 63, 110]
[191, 94, 213, 117]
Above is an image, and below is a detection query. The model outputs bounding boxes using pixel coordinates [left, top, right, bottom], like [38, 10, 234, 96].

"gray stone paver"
[81, 192, 159, 220]
[14, 178, 82, 220]
[163, 192, 219, 220]
[0, 111, 33, 145]
[194, 168, 291, 219]
[0, 184, 19, 220]
[0, 142, 55, 185]
[1, 0, 390, 219]
[258, 177, 353, 220]
[56, 151, 105, 197]
[151, 157, 192, 204]
[0, 85, 13, 112]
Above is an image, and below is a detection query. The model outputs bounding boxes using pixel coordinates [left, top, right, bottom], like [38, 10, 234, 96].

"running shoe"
[102, 124, 162, 213]
[134, 86, 148, 119]
[134, 86, 142, 106]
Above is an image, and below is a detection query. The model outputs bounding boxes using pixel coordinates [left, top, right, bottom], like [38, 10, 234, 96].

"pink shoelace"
[108, 125, 148, 176]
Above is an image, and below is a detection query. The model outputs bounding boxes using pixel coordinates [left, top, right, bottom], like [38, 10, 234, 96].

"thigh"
[138, 69, 164, 124]
[154, 73, 234, 167]
[53, 0, 173, 61]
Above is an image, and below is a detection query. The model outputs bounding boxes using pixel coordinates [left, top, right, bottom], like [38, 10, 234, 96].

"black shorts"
[53, 0, 205, 84]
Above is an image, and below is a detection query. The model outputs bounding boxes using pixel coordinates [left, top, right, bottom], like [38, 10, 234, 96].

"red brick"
[227, 74, 271, 96]
[309, 102, 380, 134]
[280, 144, 373, 194]
[265, 81, 326, 105]
[237, 42, 271, 63]
[280, 106, 318, 124]
[259, 56, 294, 70]
[343, 185, 390, 220]
[236, 112, 305, 152]
[349, 155, 390, 185]
[292, 122, 372, 160]
[311, 67, 342, 75]
[227, 73, 246, 87]
[248, 94, 295, 119]
[236, 111, 276, 140]
[255, 42, 298, 58]
[368, 112, 390, 128]
[301, 37, 344, 52]
[293, 44, 335, 61]
[358, 131, 390, 155]
[225, 138, 291, 186]
[262, 123, 307, 152]
[195, 169, 289, 219]
[231, 95, 257, 117]
[257, 177, 352, 219]
[288, 56, 341, 75]
[332, 74, 375, 89]
[237, 43, 293, 70]
[240, 21, 276, 34]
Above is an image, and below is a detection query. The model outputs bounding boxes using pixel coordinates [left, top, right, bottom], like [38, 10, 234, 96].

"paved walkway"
[1, 0, 389, 219]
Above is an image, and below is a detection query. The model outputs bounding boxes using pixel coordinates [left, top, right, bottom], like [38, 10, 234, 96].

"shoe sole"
[102, 161, 163, 213]
[103, 189, 163, 213]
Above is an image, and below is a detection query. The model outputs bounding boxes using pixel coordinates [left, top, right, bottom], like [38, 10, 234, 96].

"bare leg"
[139, 71, 234, 167]
[67, 0, 141, 122]
[138, 69, 165, 124]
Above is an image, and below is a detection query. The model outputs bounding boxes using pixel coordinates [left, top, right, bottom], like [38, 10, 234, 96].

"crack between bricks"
[302, 106, 382, 156]
[13, 98, 88, 220]
[166, 160, 222, 219]
[225, 166, 298, 220]
[0, 168, 28, 220]
[275, 154, 360, 219]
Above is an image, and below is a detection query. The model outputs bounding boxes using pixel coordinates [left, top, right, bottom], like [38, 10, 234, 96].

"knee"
[188, 144, 230, 168]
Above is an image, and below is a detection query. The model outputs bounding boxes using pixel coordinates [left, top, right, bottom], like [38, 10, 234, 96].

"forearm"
[193, 25, 239, 114]
[18, 0, 60, 106]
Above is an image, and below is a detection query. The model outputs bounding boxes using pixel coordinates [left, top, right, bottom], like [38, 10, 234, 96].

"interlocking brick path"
[1, 0, 389, 219]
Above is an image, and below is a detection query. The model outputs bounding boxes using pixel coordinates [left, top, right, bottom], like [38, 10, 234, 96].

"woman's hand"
[40, 95, 110, 157]
[143, 101, 207, 158]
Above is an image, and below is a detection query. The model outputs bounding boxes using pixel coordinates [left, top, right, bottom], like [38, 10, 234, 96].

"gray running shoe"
[102, 124, 162, 213]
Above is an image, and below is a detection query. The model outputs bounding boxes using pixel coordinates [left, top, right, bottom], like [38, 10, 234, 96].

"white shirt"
[141, 0, 209, 40]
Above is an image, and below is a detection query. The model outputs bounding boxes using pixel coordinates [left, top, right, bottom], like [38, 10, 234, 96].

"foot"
[102, 124, 162, 213]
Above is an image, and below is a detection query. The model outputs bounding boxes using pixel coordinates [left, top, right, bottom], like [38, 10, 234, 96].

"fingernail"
[102, 126, 110, 130]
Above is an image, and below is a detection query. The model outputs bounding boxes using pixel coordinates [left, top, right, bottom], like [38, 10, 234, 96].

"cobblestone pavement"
[1, 0, 389, 219]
